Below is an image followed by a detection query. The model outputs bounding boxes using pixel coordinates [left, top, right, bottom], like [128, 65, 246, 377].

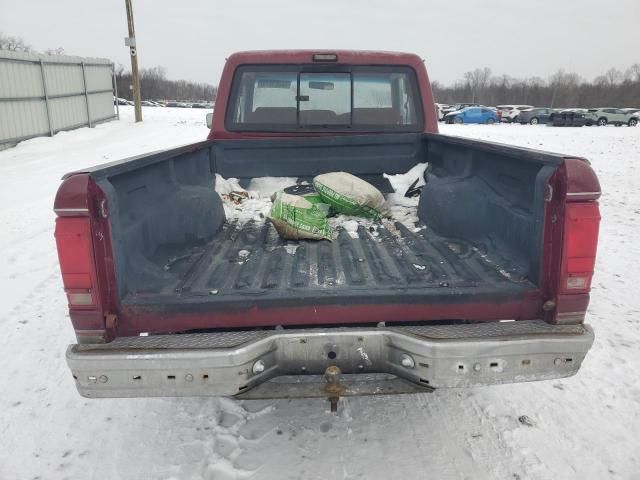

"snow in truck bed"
[213, 161, 428, 236]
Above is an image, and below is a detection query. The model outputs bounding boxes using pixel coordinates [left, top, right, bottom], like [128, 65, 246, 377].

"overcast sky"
[1, 0, 638, 85]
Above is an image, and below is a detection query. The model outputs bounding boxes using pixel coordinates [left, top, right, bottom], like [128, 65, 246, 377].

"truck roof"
[226, 50, 424, 66]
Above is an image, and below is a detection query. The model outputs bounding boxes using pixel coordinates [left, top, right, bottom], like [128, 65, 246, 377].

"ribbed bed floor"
[127, 219, 535, 308]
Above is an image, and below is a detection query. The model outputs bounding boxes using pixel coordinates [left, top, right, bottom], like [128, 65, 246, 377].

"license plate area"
[276, 333, 385, 375]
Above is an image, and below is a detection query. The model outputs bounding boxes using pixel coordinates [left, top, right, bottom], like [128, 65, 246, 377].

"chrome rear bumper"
[66, 320, 594, 398]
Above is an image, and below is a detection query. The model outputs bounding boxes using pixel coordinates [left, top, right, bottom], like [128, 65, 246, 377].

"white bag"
[313, 172, 390, 219]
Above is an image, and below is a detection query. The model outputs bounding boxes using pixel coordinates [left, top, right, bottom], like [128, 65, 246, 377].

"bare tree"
[604, 68, 623, 86]
[527, 76, 546, 88]
[44, 47, 65, 56]
[593, 75, 608, 86]
[0, 32, 32, 52]
[624, 64, 640, 82]
[463, 67, 492, 102]
[548, 69, 582, 88]
[548, 70, 582, 107]
[1, 32, 67, 56]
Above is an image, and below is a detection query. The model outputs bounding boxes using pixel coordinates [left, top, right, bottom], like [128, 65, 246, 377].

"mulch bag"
[313, 172, 390, 219]
[268, 191, 332, 241]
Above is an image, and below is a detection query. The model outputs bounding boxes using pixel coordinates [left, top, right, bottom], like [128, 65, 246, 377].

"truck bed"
[129, 215, 534, 311]
[73, 132, 563, 334]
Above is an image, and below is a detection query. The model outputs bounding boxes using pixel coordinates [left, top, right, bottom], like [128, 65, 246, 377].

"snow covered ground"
[1, 106, 638, 480]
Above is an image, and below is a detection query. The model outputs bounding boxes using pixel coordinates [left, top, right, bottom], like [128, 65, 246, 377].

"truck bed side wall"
[420, 134, 561, 284]
[95, 147, 225, 299]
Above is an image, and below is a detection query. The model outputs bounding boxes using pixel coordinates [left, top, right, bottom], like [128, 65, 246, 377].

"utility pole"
[125, 0, 142, 122]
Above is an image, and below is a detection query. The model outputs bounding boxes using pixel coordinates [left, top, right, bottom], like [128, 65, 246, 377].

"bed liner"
[126, 216, 535, 310]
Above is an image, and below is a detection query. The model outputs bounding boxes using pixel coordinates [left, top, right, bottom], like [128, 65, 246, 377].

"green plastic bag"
[299, 192, 331, 216]
[269, 192, 332, 241]
[313, 172, 390, 219]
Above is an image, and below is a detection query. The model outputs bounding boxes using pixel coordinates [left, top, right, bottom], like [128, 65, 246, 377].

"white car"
[435, 103, 452, 121]
[496, 105, 534, 123]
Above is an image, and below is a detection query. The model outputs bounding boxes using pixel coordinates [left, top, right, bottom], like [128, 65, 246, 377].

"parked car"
[585, 108, 639, 126]
[518, 108, 556, 125]
[445, 106, 498, 124]
[113, 97, 130, 106]
[548, 109, 588, 127]
[496, 105, 534, 123]
[435, 103, 453, 121]
[623, 109, 640, 126]
[440, 103, 479, 119]
[57, 50, 599, 405]
[141, 101, 156, 107]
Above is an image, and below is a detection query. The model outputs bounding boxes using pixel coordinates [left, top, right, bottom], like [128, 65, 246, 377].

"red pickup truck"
[56, 51, 600, 404]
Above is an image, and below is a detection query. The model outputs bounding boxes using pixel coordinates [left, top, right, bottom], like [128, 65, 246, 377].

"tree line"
[433, 65, 640, 108]
[114, 65, 217, 102]
[0, 31, 64, 55]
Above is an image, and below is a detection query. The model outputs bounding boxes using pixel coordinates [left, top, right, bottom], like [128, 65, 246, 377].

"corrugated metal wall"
[0, 51, 117, 150]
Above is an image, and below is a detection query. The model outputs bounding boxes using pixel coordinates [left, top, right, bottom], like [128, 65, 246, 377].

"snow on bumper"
[66, 320, 594, 398]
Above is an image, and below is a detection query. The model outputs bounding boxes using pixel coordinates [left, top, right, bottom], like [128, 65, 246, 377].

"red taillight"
[55, 217, 98, 309]
[560, 202, 600, 294]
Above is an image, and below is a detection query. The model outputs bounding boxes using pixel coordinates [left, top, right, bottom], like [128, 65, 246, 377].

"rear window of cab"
[225, 65, 424, 132]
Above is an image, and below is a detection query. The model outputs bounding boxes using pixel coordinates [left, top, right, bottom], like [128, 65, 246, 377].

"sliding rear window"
[226, 65, 423, 132]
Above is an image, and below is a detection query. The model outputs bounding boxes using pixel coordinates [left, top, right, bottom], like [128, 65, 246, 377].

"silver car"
[585, 108, 639, 127]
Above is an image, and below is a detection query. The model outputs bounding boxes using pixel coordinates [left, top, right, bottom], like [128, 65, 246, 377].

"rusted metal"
[324, 365, 343, 412]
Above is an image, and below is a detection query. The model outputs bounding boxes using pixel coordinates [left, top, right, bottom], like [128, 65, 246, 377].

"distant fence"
[0, 50, 118, 150]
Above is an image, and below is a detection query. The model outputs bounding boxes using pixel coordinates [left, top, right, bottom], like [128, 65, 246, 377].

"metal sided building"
[0, 50, 118, 150]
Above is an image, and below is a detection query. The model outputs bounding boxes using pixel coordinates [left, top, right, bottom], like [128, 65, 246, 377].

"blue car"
[445, 106, 498, 124]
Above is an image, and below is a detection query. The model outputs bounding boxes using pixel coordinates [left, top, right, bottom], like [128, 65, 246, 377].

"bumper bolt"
[473, 363, 481, 372]
[554, 358, 563, 366]
[185, 374, 194, 382]
[400, 354, 415, 369]
[252, 360, 265, 374]
[98, 375, 109, 383]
